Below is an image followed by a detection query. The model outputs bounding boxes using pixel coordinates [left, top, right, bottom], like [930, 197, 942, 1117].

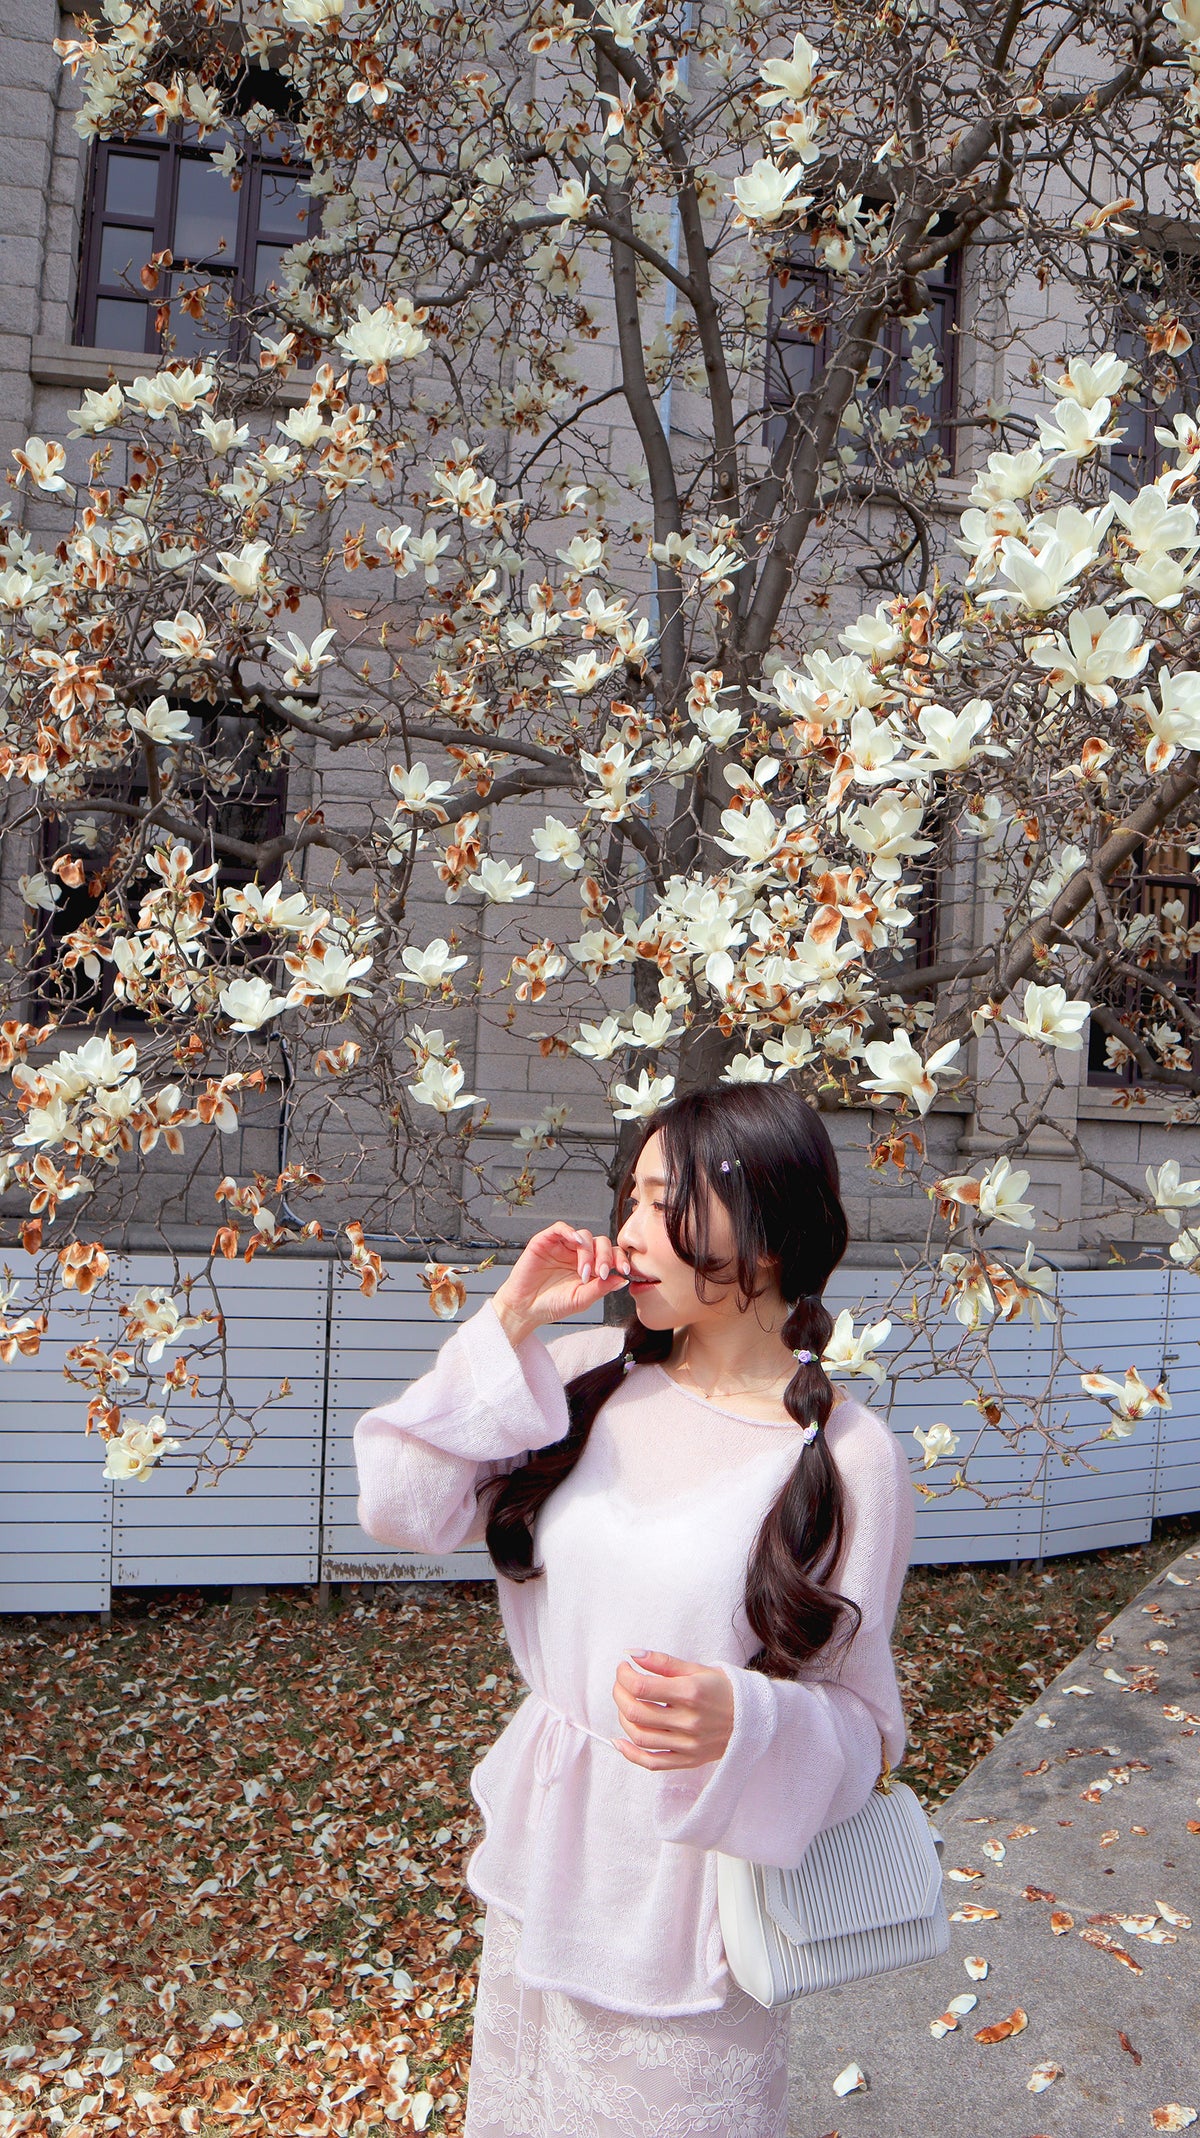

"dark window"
[1085, 834, 1200, 1085]
[76, 81, 316, 360]
[766, 233, 961, 470]
[33, 708, 289, 1026]
[1110, 245, 1200, 496]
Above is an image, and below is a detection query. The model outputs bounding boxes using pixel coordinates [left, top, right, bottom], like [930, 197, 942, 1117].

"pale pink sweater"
[353, 1300, 915, 2018]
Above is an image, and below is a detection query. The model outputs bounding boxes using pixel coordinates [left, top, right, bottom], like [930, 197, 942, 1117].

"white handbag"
[715, 1744, 949, 2008]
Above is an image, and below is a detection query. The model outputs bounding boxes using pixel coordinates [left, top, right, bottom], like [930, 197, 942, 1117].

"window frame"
[764, 234, 962, 471]
[1085, 833, 1200, 1088]
[1108, 238, 1200, 498]
[75, 122, 318, 362]
[31, 706, 291, 1030]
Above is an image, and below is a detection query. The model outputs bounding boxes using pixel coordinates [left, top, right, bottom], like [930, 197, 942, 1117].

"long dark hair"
[476, 1081, 860, 1679]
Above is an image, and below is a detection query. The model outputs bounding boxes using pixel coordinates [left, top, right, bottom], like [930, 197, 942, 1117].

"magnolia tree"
[4, 0, 1200, 1493]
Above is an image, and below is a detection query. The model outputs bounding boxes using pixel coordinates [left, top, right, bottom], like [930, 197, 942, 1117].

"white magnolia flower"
[129, 697, 192, 747]
[976, 1157, 1036, 1229]
[466, 857, 535, 902]
[45, 1033, 138, 1098]
[1080, 1365, 1171, 1430]
[1146, 1158, 1200, 1228]
[12, 437, 69, 493]
[388, 762, 454, 813]
[823, 1309, 892, 1383]
[762, 1026, 818, 1075]
[907, 699, 998, 773]
[556, 532, 606, 574]
[1004, 981, 1091, 1051]
[266, 627, 337, 687]
[756, 31, 820, 107]
[934, 1157, 1036, 1229]
[939, 1252, 998, 1328]
[152, 611, 216, 663]
[1026, 606, 1149, 708]
[202, 539, 272, 600]
[67, 384, 124, 437]
[967, 446, 1046, 507]
[1168, 1223, 1200, 1268]
[408, 1057, 480, 1113]
[990, 530, 1095, 613]
[1130, 666, 1200, 772]
[551, 651, 621, 695]
[1029, 841, 1088, 917]
[913, 1421, 959, 1468]
[545, 177, 594, 223]
[570, 1016, 629, 1062]
[219, 976, 289, 1031]
[730, 159, 812, 225]
[1036, 395, 1116, 462]
[282, 0, 344, 26]
[611, 1068, 676, 1119]
[199, 412, 250, 455]
[334, 301, 428, 372]
[286, 948, 374, 1004]
[19, 870, 61, 911]
[122, 1286, 205, 1362]
[1120, 550, 1200, 609]
[223, 883, 326, 935]
[126, 364, 214, 417]
[399, 938, 469, 985]
[103, 1416, 181, 1482]
[840, 791, 935, 881]
[858, 1029, 962, 1116]
[1112, 484, 1199, 558]
[1048, 354, 1130, 407]
[530, 815, 584, 870]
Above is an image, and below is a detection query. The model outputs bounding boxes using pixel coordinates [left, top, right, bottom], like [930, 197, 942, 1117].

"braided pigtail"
[741, 1290, 861, 1677]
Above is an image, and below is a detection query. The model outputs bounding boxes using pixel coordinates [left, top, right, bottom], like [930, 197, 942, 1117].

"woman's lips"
[628, 1276, 659, 1290]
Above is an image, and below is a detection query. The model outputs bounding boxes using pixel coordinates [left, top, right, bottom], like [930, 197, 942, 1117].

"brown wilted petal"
[973, 2009, 1028, 2044]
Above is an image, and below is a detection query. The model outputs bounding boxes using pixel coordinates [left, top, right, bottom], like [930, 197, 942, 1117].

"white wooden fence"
[2, 1254, 1198, 1613]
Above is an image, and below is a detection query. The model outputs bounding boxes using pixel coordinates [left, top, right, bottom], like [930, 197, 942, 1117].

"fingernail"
[580, 1261, 592, 1281]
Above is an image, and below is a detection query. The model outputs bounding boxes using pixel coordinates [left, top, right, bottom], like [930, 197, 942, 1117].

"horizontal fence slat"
[3, 1257, 1198, 1610]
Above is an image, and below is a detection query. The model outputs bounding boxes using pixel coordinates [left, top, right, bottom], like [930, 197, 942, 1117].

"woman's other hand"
[610, 1651, 735, 1770]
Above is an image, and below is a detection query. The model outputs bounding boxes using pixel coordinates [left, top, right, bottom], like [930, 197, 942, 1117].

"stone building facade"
[1, 0, 1198, 1285]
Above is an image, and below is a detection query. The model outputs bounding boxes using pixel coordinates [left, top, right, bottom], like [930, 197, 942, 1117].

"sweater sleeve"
[352, 1300, 621, 1556]
[650, 1402, 915, 1869]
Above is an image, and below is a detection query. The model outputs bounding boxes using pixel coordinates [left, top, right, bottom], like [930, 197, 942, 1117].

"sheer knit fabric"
[462, 1901, 791, 2138]
[353, 1301, 914, 2132]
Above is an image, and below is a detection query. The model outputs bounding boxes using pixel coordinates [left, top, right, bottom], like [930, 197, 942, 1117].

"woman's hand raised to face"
[491, 1221, 632, 1346]
[610, 1652, 736, 1770]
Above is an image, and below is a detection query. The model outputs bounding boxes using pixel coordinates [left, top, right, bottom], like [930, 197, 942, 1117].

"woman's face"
[614, 1130, 748, 1331]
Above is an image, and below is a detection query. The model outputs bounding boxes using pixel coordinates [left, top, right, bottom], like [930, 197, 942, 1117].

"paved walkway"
[785, 1534, 1200, 2137]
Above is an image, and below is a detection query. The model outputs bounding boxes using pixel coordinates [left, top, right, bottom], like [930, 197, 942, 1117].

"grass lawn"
[1, 1512, 1196, 2136]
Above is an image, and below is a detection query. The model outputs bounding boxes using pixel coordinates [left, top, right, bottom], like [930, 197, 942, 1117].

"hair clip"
[798, 1421, 819, 1448]
[622, 1355, 635, 1374]
[792, 1348, 816, 1364]
[719, 1157, 742, 1173]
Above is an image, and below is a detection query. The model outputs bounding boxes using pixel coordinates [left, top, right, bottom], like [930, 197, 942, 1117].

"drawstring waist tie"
[515, 1695, 614, 2070]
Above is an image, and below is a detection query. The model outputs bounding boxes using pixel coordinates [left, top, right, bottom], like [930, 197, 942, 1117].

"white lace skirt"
[462, 1903, 791, 2138]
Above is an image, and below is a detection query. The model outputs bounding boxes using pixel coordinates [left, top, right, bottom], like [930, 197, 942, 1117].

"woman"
[354, 1080, 914, 2137]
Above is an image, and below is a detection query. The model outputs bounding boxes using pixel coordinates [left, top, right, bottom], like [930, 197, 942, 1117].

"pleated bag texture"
[715, 1776, 949, 2008]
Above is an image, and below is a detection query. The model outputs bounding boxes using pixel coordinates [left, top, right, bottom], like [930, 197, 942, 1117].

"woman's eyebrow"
[633, 1174, 667, 1188]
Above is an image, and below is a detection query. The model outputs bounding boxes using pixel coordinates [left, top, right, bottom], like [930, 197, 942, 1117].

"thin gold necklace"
[671, 1336, 792, 1404]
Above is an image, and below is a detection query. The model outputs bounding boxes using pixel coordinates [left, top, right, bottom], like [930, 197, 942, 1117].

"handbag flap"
[762, 1781, 943, 1944]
